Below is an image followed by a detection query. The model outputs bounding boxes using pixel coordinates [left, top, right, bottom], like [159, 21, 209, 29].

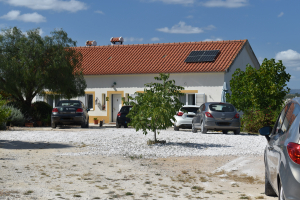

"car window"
[201, 104, 206, 111]
[274, 104, 290, 135]
[209, 104, 234, 112]
[285, 103, 300, 132]
[57, 101, 81, 107]
[120, 106, 132, 113]
[181, 107, 198, 113]
[199, 105, 203, 113]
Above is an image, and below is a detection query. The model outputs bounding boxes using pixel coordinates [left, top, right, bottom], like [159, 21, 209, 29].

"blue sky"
[0, 0, 299, 89]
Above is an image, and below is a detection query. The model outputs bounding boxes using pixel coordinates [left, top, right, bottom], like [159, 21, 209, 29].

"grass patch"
[24, 190, 34, 195]
[191, 186, 205, 191]
[125, 192, 134, 196]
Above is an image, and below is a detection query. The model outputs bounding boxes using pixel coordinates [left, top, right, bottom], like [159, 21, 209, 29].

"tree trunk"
[154, 129, 157, 142]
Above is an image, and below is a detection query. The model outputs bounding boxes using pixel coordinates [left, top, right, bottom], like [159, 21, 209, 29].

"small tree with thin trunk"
[126, 73, 184, 143]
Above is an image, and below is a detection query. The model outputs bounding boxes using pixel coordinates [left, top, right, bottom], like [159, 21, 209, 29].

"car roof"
[292, 97, 300, 105]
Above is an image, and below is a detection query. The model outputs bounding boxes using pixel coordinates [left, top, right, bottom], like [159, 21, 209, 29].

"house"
[37, 38, 260, 123]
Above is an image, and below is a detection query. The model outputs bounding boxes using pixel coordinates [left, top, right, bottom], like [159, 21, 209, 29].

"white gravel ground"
[0, 128, 268, 158]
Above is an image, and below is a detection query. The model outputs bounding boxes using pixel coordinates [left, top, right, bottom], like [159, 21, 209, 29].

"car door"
[194, 105, 203, 128]
[267, 104, 290, 187]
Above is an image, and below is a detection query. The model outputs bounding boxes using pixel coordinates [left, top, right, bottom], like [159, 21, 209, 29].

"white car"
[173, 105, 200, 131]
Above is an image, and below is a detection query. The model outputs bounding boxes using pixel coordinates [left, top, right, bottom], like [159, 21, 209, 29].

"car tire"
[124, 124, 128, 128]
[85, 118, 89, 128]
[222, 130, 228, 134]
[51, 122, 56, 129]
[265, 168, 277, 196]
[234, 128, 240, 135]
[174, 125, 179, 131]
[200, 121, 207, 134]
[279, 181, 285, 200]
[116, 121, 121, 128]
[192, 123, 197, 133]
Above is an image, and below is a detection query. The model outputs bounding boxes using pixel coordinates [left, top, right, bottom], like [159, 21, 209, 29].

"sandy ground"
[0, 127, 277, 200]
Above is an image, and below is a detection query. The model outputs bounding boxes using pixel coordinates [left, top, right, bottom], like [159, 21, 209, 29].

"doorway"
[111, 94, 122, 122]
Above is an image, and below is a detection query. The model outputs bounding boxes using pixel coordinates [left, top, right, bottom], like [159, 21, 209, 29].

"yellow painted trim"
[44, 91, 59, 95]
[107, 91, 124, 123]
[85, 91, 96, 111]
[136, 91, 144, 93]
[180, 90, 198, 93]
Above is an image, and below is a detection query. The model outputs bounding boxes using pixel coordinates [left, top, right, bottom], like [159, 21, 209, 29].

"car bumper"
[51, 115, 84, 125]
[204, 119, 240, 131]
[174, 116, 194, 128]
[117, 117, 130, 125]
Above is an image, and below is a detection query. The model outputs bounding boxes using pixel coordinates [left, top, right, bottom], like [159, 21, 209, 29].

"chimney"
[110, 37, 124, 46]
[86, 40, 97, 47]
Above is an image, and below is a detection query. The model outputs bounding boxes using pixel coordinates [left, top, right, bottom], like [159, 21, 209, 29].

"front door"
[112, 94, 122, 122]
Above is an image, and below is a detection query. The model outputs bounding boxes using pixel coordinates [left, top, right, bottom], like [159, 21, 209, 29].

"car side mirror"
[259, 126, 272, 142]
[87, 108, 90, 112]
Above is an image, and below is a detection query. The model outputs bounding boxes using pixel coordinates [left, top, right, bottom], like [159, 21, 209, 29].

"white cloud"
[124, 37, 144, 42]
[0, 10, 46, 23]
[157, 21, 215, 34]
[201, 0, 248, 8]
[0, 0, 87, 12]
[278, 12, 284, 17]
[146, 0, 194, 5]
[95, 10, 104, 15]
[186, 15, 193, 19]
[275, 49, 300, 68]
[203, 37, 222, 41]
[151, 37, 160, 42]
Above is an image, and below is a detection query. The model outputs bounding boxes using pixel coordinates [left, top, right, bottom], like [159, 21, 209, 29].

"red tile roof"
[73, 40, 249, 75]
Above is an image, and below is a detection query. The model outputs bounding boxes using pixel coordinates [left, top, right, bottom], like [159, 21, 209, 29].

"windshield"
[209, 104, 234, 112]
[120, 106, 132, 113]
[181, 107, 198, 113]
[57, 101, 81, 107]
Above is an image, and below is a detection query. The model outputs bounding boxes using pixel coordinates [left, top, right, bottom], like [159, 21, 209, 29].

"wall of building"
[84, 72, 224, 123]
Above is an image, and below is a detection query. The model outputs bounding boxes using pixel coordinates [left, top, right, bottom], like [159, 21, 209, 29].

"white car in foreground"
[173, 105, 200, 131]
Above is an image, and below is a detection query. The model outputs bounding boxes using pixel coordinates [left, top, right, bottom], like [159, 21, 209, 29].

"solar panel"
[185, 50, 220, 63]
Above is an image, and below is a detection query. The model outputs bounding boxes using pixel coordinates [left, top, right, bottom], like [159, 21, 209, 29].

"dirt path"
[0, 140, 277, 200]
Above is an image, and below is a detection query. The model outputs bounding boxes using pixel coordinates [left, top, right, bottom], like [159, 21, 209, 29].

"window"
[87, 94, 93, 110]
[179, 94, 196, 105]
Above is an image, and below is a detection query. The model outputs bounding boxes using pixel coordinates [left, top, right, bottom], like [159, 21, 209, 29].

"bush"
[241, 106, 281, 133]
[31, 101, 52, 122]
[0, 95, 11, 127]
[2, 105, 25, 126]
[6, 101, 30, 117]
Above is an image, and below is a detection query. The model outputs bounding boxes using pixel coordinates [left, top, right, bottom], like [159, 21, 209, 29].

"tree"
[0, 27, 86, 115]
[226, 58, 291, 131]
[0, 95, 11, 129]
[126, 73, 184, 143]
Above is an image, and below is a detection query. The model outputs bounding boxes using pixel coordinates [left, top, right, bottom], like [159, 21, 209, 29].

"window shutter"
[195, 93, 206, 106]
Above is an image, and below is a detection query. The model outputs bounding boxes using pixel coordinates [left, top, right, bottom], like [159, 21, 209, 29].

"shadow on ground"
[160, 142, 231, 149]
[0, 140, 74, 150]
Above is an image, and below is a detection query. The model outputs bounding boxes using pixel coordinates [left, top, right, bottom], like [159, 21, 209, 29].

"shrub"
[2, 105, 25, 126]
[241, 106, 281, 133]
[0, 95, 11, 128]
[31, 101, 52, 121]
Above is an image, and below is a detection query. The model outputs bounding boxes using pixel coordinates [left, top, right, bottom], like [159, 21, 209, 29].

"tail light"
[205, 112, 214, 118]
[177, 112, 184, 116]
[234, 113, 239, 119]
[76, 108, 83, 113]
[287, 142, 300, 165]
[117, 112, 121, 117]
[52, 108, 58, 113]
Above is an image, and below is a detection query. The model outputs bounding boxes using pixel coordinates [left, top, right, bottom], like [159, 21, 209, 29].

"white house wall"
[224, 45, 259, 93]
[84, 72, 224, 122]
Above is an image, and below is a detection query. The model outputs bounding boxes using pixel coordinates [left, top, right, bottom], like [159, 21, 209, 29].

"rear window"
[57, 101, 81, 107]
[209, 104, 234, 112]
[181, 107, 199, 113]
[120, 106, 132, 113]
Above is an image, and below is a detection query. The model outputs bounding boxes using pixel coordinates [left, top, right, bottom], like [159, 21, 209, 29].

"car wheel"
[279, 181, 285, 200]
[174, 125, 179, 131]
[265, 167, 277, 196]
[124, 124, 128, 128]
[200, 121, 207, 134]
[234, 128, 240, 135]
[222, 130, 228, 134]
[192, 122, 197, 133]
[116, 121, 121, 128]
[51, 122, 56, 129]
[86, 118, 89, 128]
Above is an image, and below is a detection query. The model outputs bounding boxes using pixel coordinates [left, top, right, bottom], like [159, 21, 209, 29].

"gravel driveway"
[0, 127, 276, 200]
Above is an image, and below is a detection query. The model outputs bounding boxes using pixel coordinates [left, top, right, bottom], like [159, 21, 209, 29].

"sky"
[0, 0, 299, 89]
